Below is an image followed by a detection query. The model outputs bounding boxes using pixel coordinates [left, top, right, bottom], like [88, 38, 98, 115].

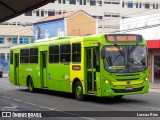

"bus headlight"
[105, 80, 109, 84]
[145, 77, 148, 81]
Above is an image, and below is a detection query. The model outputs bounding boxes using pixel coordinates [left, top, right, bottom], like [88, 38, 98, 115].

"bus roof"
[10, 33, 144, 50]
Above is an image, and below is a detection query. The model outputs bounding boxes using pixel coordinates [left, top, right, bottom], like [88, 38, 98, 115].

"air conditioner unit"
[7, 38, 12, 42]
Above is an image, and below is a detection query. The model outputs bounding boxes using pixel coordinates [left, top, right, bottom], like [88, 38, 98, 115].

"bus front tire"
[74, 81, 84, 101]
[27, 78, 34, 93]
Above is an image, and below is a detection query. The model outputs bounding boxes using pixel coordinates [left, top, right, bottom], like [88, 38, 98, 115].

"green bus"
[9, 33, 149, 100]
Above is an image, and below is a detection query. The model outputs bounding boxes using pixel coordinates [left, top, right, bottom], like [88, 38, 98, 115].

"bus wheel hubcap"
[76, 86, 82, 97]
[29, 82, 32, 91]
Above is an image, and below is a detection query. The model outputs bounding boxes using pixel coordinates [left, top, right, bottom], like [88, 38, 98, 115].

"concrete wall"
[67, 12, 96, 36]
[34, 19, 65, 40]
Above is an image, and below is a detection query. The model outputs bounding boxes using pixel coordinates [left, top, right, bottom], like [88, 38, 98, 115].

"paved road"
[0, 78, 160, 120]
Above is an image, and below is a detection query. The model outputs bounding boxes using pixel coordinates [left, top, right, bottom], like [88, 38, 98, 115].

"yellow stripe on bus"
[112, 80, 144, 86]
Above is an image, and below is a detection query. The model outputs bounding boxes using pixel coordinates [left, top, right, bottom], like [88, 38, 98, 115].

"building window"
[36, 10, 39, 16]
[25, 11, 32, 16]
[0, 53, 5, 59]
[20, 38, 29, 44]
[112, 2, 119, 4]
[59, 11, 62, 14]
[49, 45, 59, 63]
[84, 0, 86, 5]
[63, 0, 65, 4]
[31, 38, 34, 43]
[104, 14, 111, 17]
[80, 0, 82, 5]
[145, 3, 150, 9]
[45, 30, 49, 38]
[122, 1, 125, 7]
[98, 1, 102, 6]
[104, 2, 111, 4]
[41, 10, 44, 17]
[12, 38, 17, 44]
[69, 0, 76, 4]
[90, 0, 96, 6]
[139, 2, 142, 8]
[7, 53, 9, 60]
[156, 3, 158, 9]
[153, 3, 155, 9]
[112, 14, 120, 17]
[48, 11, 55, 16]
[136, 2, 138, 8]
[93, 16, 102, 19]
[128, 2, 133, 8]
[0, 38, 4, 44]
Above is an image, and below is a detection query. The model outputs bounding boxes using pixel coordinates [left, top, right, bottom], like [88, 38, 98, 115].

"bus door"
[14, 53, 19, 84]
[40, 51, 47, 88]
[86, 47, 100, 94]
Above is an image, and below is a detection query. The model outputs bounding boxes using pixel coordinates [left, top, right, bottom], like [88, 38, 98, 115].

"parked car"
[0, 68, 3, 78]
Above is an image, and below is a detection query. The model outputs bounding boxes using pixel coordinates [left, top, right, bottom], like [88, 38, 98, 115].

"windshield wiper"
[114, 44, 125, 56]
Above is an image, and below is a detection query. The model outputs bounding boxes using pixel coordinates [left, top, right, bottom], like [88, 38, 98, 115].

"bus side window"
[20, 49, 29, 63]
[93, 47, 100, 72]
[49, 45, 59, 63]
[72, 43, 81, 62]
[60, 44, 71, 63]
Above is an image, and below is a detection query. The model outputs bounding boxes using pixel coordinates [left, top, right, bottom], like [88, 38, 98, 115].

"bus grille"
[116, 73, 141, 76]
[116, 78, 139, 81]
[115, 73, 141, 81]
[111, 86, 144, 93]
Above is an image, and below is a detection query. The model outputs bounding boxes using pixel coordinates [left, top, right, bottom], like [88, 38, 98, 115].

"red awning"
[146, 40, 160, 49]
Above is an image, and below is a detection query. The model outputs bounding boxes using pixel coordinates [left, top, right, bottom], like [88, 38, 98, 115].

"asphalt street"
[0, 78, 160, 120]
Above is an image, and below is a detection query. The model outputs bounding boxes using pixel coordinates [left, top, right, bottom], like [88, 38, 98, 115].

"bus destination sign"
[105, 34, 142, 42]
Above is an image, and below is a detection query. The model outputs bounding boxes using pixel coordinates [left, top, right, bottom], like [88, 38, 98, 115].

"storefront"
[147, 40, 160, 84]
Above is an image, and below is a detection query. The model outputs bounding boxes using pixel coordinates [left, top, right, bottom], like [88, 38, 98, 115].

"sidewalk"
[149, 83, 160, 93]
[2, 72, 9, 78]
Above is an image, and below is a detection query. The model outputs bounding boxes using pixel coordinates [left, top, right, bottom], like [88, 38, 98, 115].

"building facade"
[120, 13, 160, 84]
[0, 25, 33, 71]
[2, 0, 160, 33]
[34, 10, 96, 40]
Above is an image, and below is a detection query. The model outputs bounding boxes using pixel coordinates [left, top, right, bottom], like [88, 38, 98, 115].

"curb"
[149, 89, 160, 93]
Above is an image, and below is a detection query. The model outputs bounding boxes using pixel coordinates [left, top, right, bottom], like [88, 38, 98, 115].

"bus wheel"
[28, 78, 34, 92]
[74, 81, 84, 101]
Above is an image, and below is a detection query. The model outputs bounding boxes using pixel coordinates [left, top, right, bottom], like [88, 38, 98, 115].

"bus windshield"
[103, 45, 147, 73]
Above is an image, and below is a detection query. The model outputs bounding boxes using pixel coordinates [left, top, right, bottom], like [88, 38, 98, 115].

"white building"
[120, 13, 160, 40]
[120, 13, 160, 84]
[0, 25, 33, 72]
[2, 0, 160, 33]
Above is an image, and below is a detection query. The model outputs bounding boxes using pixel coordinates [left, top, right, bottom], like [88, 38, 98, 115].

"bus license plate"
[125, 86, 133, 91]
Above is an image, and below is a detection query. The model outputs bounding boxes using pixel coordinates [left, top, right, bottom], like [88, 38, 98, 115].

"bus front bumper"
[100, 81, 149, 97]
